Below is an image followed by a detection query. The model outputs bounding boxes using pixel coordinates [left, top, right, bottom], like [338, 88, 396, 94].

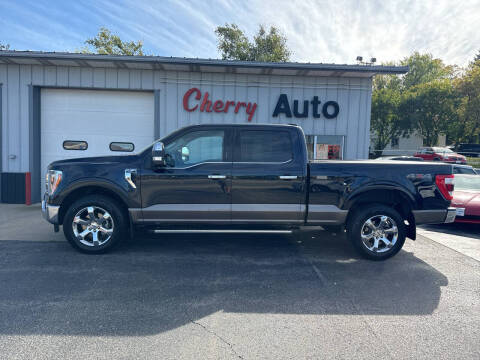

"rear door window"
[237, 130, 293, 162]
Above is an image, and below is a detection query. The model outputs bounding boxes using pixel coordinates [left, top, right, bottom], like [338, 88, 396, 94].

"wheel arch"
[58, 184, 130, 225]
[345, 187, 416, 240]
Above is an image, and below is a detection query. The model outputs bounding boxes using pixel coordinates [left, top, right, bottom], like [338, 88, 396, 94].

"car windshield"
[433, 147, 453, 153]
[454, 174, 480, 191]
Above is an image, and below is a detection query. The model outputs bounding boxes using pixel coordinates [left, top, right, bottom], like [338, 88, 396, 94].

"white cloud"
[0, 0, 478, 65]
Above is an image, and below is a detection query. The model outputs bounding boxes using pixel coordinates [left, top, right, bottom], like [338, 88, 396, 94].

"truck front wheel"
[347, 205, 406, 260]
[63, 195, 127, 254]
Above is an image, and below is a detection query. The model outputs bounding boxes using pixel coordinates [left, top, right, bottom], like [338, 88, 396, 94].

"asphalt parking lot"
[0, 204, 479, 359]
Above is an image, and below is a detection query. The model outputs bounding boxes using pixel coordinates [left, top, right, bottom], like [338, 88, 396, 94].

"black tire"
[63, 195, 127, 254]
[347, 204, 406, 261]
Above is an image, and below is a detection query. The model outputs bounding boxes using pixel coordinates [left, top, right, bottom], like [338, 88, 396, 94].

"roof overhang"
[0, 51, 408, 78]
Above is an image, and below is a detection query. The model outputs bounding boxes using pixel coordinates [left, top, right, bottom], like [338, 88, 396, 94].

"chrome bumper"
[413, 207, 456, 225]
[444, 207, 456, 223]
[42, 195, 60, 225]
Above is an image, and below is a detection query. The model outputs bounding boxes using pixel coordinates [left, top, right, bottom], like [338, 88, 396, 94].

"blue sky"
[0, 0, 479, 66]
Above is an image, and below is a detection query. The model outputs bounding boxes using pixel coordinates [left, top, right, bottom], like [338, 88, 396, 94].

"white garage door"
[41, 89, 155, 192]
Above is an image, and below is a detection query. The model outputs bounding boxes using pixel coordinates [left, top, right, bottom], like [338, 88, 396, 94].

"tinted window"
[238, 130, 292, 162]
[453, 166, 476, 174]
[63, 140, 88, 150]
[110, 142, 135, 152]
[165, 130, 224, 167]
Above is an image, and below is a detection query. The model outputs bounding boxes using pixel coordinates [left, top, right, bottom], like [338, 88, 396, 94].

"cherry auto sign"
[182, 87, 339, 121]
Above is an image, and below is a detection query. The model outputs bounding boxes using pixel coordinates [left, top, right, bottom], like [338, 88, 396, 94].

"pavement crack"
[190, 319, 245, 359]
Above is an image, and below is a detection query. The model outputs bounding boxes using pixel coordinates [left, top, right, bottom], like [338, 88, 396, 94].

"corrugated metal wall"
[0, 63, 372, 173]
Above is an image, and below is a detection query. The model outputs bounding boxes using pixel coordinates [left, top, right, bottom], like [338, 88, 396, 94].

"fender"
[50, 177, 139, 208]
[343, 180, 417, 210]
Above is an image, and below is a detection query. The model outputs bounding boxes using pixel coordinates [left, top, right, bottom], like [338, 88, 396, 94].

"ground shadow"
[0, 231, 448, 336]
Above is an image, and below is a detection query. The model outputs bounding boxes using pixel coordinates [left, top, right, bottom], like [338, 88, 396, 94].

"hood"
[452, 190, 480, 215]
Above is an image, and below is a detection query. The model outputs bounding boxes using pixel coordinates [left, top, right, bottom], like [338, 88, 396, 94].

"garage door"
[41, 89, 155, 192]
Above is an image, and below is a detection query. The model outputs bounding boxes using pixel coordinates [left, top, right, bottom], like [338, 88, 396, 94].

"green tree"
[0, 42, 10, 50]
[215, 24, 290, 62]
[399, 80, 458, 146]
[451, 62, 480, 143]
[83, 27, 144, 55]
[400, 52, 453, 89]
[371, 88, 405, 152]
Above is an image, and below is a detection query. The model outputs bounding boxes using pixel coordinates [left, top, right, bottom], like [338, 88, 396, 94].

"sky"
[0, 0, 479, 66]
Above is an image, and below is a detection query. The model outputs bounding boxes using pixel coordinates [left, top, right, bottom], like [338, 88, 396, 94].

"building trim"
[154, 90, 160, 139]
[0, 51, 409, 76]
[28, 85, 41, 203]
[0, 83, 2, 202]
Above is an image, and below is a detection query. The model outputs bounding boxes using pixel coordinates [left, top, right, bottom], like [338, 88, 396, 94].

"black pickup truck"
[42, 124, 456, 260]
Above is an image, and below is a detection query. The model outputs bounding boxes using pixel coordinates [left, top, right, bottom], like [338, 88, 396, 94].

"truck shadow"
[0, 231, 448, 336]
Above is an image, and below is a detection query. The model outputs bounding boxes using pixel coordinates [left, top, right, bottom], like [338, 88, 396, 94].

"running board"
[151, 229, 293, 234]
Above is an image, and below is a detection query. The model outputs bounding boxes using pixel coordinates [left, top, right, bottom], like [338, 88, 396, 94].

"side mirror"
[181, 146, 190, 161]
[152, 141, 166, 167]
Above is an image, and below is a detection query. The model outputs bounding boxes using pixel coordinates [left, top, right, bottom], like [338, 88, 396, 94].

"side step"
[151, 229, 293, 234]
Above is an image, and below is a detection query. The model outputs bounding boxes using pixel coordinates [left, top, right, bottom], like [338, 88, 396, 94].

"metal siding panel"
[105, 68, 118, 88]
[56, 66, 69, 86]
[345, 78, 361, 160]
[165, 71, 179, 129]
[68, 67, 81, 86]
[129, 69, 141, 89]
[44, 66, 56, 86]
[0, 65, 5, 174]
[118, 69, 129, 88]
[7, 65, 20, 172]
[325, 77, 338, 135]
[31, 65, 44, 84]
[257, 75, 270, 124]
[363, 78, 372, 158]
[93, 68, 106, 88]
[80, 67, 94, 87]
[19, 65, 31, 172]
[141, 69, 153, 89]
[335, 79, 349, 136]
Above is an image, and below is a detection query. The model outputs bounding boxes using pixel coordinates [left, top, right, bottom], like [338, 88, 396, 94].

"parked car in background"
[455, 143, 480, 158]
[451, 174, 480, 224]
[452, 164, 478, 175]
[376, 156, 424, 161]
[414, 147, 467, 164]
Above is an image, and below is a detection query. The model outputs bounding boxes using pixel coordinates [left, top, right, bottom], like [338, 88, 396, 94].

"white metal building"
[0, 51, 407, 204]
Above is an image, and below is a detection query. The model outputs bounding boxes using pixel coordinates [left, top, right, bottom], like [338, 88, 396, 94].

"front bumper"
[42, 194, 60, 225]
[413, 207, 456, 225]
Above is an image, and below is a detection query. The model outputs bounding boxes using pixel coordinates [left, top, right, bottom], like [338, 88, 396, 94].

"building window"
[110, 142, 135, 152]
[63, 140, 88, 151]
[305, 135, 344, 160]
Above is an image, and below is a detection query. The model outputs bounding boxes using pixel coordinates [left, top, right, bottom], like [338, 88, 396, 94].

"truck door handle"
[279, 175, 298, 180]
[208, 175, 226, 179]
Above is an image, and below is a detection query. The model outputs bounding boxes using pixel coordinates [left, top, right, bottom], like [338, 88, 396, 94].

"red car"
[414, 147, 467, 164]
[451, 174, 480, 224]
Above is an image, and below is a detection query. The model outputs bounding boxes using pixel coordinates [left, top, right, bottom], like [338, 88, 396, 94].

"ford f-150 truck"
[42, 124, 456, 260]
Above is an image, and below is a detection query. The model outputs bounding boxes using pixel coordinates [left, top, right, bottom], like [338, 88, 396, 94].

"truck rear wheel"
[347, 205, 406, 260]
[63, 195, 127, 254]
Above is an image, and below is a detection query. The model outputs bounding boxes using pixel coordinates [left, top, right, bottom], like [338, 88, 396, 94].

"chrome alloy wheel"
[360, 215, 398, 253]
[72, 206, 114, 247]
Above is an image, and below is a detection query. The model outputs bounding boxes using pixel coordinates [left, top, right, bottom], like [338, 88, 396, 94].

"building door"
[231, 127, 306, 224]
[40, 89, 155, 193]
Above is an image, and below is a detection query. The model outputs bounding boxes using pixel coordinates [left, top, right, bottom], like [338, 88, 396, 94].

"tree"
[0, 42, 10, 50]
[399, 80, 458, 146]
[83, 27, 144, 56]
[215, 24, 290, 62]
[451, 62, 480, 143]
[371, 88, 406, 152]
[400, 52, 453, 89]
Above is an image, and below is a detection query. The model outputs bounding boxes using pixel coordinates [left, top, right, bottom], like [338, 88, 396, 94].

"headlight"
[46, 170, 63, 195]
